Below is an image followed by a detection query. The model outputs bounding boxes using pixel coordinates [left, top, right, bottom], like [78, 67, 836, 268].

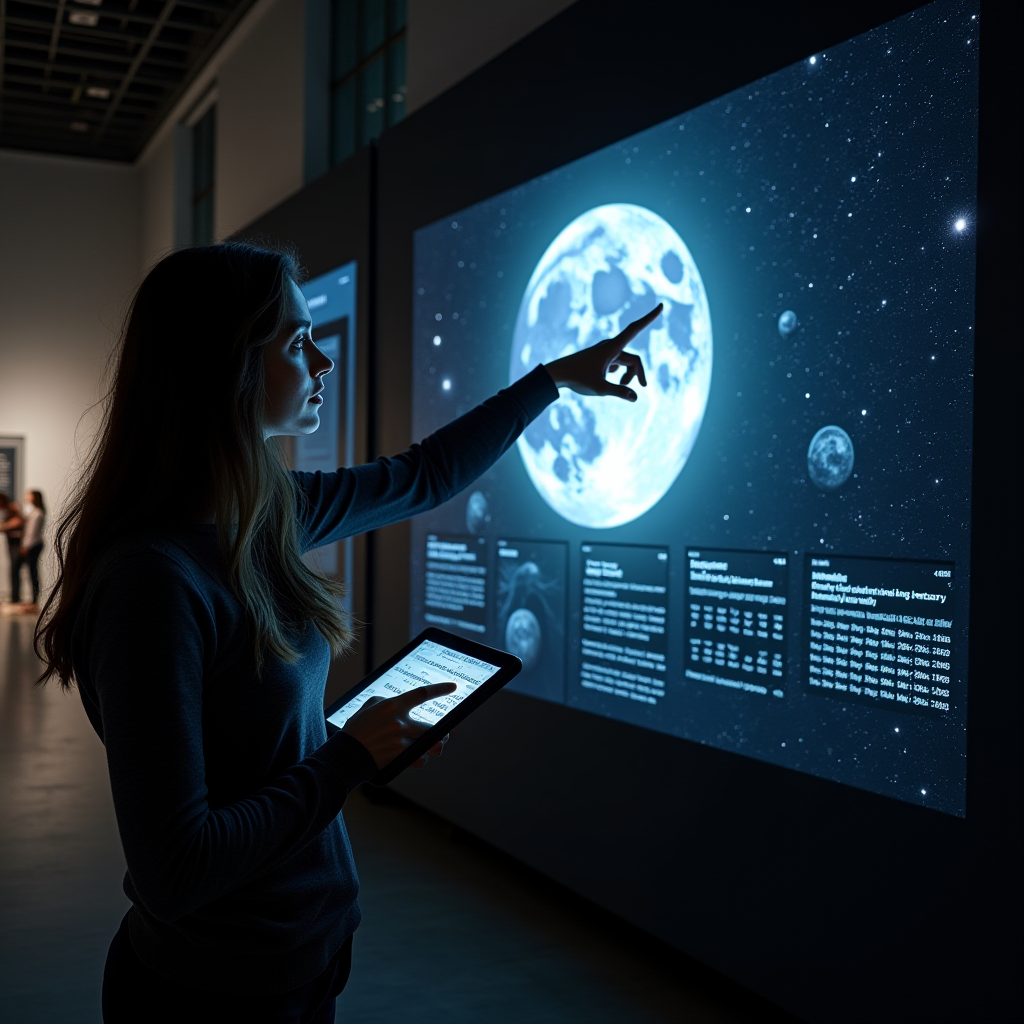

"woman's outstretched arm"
[295, 306, 660, 550]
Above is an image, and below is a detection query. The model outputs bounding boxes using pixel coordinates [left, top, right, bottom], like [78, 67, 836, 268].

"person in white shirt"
[19, 490, 45, 612]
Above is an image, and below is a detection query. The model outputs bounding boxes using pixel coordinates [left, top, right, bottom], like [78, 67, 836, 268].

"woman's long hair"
[36, 243, 351, 689]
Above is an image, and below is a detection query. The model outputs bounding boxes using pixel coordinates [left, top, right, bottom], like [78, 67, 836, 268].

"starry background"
[409, 0, 978, 816]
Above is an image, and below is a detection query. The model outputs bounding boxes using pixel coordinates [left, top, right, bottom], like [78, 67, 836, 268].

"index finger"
[391, 682, 458, 710]
[613, 304, 663, 347]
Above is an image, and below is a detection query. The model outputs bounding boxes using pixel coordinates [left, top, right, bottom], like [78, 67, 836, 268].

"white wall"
[140, 129, 176, 272]
[216, 0, 306, 238]
[406, 0, 578, 113]
[0, 151, 141, 597]
[136, 0, 307, 266]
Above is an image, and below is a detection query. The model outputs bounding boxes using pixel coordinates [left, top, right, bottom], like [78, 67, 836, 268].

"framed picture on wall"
[0, 436, 24, 505]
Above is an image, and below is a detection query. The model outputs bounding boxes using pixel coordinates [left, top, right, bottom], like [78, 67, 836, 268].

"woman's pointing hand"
[543, 304, 662, 402]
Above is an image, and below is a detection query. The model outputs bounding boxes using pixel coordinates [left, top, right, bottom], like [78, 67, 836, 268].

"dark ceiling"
[0, 0, 255, 162]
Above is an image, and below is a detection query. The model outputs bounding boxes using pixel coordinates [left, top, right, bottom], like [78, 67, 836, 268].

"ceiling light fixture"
[69, 10, 99, 25]
[70, 122, 90, 133]
[86, 86, 111, 100]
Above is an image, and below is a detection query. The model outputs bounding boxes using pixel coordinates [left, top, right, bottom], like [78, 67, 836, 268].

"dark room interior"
[1, 2, 1021, 1022]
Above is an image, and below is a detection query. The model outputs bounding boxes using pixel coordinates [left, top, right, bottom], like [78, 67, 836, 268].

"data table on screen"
[803, 554, 957, 716]
[684, 548, 790, 699]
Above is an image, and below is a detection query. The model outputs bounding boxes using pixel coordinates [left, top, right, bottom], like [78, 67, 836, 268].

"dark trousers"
[22, 542, 42, 603]
[102, 911, 353, 1024]
[5, 537, 20, 603]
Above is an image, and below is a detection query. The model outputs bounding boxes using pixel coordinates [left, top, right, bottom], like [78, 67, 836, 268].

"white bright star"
[442, 379, 451, 391]
[809, 56, 817, 65]
[955, 218, 966, 231]
[433, 335, 442, 346]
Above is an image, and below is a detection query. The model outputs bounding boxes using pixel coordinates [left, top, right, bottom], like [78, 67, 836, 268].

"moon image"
[504, 607, 542, 670]
[778, 310, 798, 337]
[807, 425, 855, 490]
[465, 490, 490, 534]
[510, 203, 713, 529]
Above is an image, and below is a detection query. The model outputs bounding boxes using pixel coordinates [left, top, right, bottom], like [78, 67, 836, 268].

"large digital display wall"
[408, 0, 978, 817]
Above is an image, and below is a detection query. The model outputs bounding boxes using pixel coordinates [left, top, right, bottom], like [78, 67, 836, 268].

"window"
[330, 0, 407, 166]
[192, 105, 216, 246]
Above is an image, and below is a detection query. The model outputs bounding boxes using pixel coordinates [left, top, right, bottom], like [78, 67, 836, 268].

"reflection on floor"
[0, 615, 797, 1023]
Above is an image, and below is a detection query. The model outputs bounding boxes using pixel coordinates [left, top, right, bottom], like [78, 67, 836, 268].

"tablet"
[325, 628, 522, 785]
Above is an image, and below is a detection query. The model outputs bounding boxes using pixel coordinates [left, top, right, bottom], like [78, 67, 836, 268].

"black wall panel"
[370, 2, 1022, 1022]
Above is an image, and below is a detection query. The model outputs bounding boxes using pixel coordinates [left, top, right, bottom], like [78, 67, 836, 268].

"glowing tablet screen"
[327, 640, 501, 729]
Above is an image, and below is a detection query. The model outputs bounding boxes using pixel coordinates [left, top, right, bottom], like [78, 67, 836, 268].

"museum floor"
[0, 613, 798, 1023]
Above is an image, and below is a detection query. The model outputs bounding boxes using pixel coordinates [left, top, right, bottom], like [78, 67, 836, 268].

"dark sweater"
[72, 366, 557, 994]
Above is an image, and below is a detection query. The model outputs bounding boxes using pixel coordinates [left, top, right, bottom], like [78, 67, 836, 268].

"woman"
[19, 489, 45, 612]
[36, 243, 657, 1023]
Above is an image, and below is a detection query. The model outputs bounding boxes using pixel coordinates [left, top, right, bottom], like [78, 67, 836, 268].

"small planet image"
[465, 490, 490, 534]
[778, 310, 798, 338]
[510, 203, 713, 529]
[807, 425, 855, 491]
[504, 607, 542, 671]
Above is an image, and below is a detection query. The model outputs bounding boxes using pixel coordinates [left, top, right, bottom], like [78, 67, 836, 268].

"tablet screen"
[326, 638, 502, 730]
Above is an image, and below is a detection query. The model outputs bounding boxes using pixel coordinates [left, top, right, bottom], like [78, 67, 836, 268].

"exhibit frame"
[0, 436, 25, 506]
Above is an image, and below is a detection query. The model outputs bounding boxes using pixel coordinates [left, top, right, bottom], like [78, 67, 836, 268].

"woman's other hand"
[342, 683, 457, 770]
[543, 304, 662, 402]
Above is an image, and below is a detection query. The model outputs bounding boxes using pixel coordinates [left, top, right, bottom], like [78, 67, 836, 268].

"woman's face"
[263, 278, 334, 438]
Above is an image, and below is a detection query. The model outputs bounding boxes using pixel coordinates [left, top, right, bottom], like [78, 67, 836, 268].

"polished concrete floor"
[1, 613, 796, 1023]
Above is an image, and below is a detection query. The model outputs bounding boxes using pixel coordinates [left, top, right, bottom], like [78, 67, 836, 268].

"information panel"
[495, 538, 568, 703]
[407, 1, 977, 815]
[685, 548, 789, 698]
[422, 534, 489, 638]
[804, 554, 956, 717]
[577, 543, 669, 714]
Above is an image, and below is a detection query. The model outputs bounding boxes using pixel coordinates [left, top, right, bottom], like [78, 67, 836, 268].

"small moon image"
[807, 425, 855, 490]
[465, 490, 490, 534]
[510, 203, 713, 529]
[505, 607, 542, 670]
[778, 310, 798, 338]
